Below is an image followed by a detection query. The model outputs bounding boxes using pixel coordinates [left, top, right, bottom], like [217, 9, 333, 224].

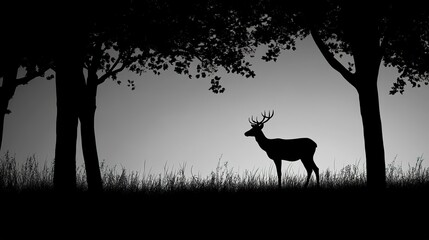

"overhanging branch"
[311, 28, 356, 88]
[15, 65, 51, 86]
[98, 55, 127, 85]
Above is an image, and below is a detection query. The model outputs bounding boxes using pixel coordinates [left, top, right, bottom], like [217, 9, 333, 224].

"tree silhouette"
[235, 1, 429, 189]
[0, 2, 54, 153]
[76, 5, 141, 192]
[1, 0, 260, 192]
[1, 0, 85, 192]
[9, 1, 425, 192]
[76, 0, 260, 192]
[0, 57, 53, 153]
[45, 0, 259, 192]
[383, 3, 429, 94]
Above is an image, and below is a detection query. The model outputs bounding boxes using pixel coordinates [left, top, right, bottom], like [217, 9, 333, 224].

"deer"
[244, 110, 319, 188]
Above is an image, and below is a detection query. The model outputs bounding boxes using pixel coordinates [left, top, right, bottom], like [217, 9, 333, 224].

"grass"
[1, 152, 429, 194]
[2, 152, 429, 232]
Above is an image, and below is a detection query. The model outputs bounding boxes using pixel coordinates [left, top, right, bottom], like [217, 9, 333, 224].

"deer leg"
[313, 163, 320, 187]
[302, 160, 313, 188]
[274, 159, 282, 189]
[308, 156, 320, 187]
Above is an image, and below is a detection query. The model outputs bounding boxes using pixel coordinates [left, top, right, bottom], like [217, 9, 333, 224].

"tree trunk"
[312, 3, 387, 189]
[357, 81, 386, 189]
[53, 54, 83, 192]
[0, 62, 18, 153]
[0, 90, 13, 153]
[0, 89, 10, 152]
[52, 3, 91, 192]
[347, 5, 386, 189]
[53, 23, 87, 192]
[79, 79, 103, 192]
[0, 100, 6, 153]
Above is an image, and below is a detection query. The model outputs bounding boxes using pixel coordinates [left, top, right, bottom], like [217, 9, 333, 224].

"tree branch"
[108, 53, 122, 73]
[98, 56, 127, 85]
[311, 28, 356, 88]
[173, 47, 204, 64]
[15, 66, 51, 86]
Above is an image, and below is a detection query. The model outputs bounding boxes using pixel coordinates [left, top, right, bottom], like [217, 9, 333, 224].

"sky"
[2, 36, 429, 180]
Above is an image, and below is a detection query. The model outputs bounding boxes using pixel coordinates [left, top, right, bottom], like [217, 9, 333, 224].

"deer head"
[244, 110, 274, 137]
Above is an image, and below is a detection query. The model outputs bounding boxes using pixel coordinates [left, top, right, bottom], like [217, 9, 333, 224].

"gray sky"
[2, 36, 429, 179]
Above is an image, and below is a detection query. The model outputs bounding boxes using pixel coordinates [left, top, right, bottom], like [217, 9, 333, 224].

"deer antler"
[249, 115, 259, 125]
[249, 110, 274, 126]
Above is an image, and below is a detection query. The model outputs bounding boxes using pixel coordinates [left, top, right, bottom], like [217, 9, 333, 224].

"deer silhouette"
[245, 111, 319, 188]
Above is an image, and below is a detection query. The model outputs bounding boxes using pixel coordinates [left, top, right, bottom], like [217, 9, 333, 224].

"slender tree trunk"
[357, 79, 386, 189]
[0, 63, 18, 153]
[0, 89, 10, 152]
[0, 100, 6, 152]
[79, 78, 103, 192]
[0, 90, 13, 153]
[353, 39, 385, 189]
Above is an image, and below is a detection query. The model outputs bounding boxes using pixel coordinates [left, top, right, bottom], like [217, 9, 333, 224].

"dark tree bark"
[349, 8, 386, 189]
[52, 4, 107, 192]
[0, 93, 9, 152]
[0, 61, 18, 152]
[311, 5, 386, 189]
[53, 15, 87, 191]
[79, 71, 103, 192]
[53, 57, 80, 192]
[357, 80, 386, 189]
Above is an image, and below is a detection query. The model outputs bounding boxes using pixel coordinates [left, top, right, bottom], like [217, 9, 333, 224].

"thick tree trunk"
[52, 2, 91, 192]
[79, 81, 103, 192]
[312, 3, 387, 190]
[53, 22, 87, 192]
[53, 55, 82, 192]
[347, 5, 386, 189]
[357, 80, 386, 189]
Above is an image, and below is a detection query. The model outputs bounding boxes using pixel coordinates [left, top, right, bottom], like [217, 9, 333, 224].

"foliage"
[382, 3, 429, 94]
[78, 0, 262, 93]
[246, 1, 429, 94]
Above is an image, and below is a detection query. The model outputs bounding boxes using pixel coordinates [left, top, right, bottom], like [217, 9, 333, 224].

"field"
[2, 152, 429, 193]
[1, 153, 429, 233]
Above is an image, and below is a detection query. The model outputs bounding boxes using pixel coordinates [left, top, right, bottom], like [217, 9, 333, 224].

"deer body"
[245, 111, 319, 188]
[256, 136, 317, 161]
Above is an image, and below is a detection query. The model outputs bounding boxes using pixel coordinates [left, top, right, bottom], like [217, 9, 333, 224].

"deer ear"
[259, 123, 264, 129]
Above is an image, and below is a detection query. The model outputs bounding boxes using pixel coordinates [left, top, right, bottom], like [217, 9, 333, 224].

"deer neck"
[254, 131, 270, 151]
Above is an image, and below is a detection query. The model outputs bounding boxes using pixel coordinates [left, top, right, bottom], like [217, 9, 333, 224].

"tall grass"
[0, 152, 54, 192]
[1, 152, 429, 194]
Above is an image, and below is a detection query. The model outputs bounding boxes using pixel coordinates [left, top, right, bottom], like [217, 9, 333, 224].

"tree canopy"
[247, 1, 429, 94]
[4, 0, 429, 191]
[224, 0, 429, 188]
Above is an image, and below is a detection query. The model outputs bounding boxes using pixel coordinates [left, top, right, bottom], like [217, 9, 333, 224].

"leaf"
[46, 74, 55, 80]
